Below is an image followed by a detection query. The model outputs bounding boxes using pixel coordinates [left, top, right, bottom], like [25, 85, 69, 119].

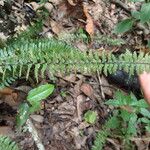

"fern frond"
[92, 129, 109, 150]
[0, 136, 19, 150]
[0, 39, 150, 87]
[92, 115, 119, 150]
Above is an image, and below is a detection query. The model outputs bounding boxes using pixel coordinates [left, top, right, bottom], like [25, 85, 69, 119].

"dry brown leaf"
[50, 20, 62, 35]
[30, 2, 40, 11]
[0, 88, 21, 107]
[30, 115, 44, 123]
[44, 2, 53, 13]
[64, 74, 77, 83]
[83, 3, 94, 37]
[0, 126, 15, 138]
[0, 87, 14, 95]
[3, 93, 19, 107]
[67, 0, 76, 6]
[80, 83, 93, 98]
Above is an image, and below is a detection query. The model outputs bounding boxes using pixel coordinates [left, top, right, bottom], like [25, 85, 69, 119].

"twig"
[26, 119, 45, 150]
[97, 70, 105, 100]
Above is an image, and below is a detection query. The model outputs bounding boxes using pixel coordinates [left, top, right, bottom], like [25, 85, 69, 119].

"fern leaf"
[92, 129, 109, 150]
[0, 39, 150, 87]
[0, 136, 20, 150]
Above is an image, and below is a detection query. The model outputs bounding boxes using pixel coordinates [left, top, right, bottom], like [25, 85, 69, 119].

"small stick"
[26, 119, 45, 150]
[97, 70, 105, 100]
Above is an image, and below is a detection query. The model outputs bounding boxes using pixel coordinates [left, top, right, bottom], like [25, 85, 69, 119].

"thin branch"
[26, 119, 45, 150]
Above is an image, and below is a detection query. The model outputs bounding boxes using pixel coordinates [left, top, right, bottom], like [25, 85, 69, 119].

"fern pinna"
[0, 136, 19, 150]
[0, 38, 150, 87]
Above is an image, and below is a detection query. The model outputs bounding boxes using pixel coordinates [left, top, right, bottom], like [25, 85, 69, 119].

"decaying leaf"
[80, 83, 94, 98]
[50, 20, 63, 35]
[0, 87, 14, 95]
[83, 3, 94, 37]
[67, 0, 76, 6]
[0, 126, 15, 138]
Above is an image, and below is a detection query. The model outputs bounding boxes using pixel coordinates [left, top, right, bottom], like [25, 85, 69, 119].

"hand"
[139, 72, 150, 105]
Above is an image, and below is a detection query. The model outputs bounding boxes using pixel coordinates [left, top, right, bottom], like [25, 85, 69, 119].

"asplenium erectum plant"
[1, 38, 150, 88]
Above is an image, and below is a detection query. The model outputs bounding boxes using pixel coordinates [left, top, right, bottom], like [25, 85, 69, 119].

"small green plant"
[16, 84, 54, 127]
[0, 136, 19, 150]
[114, 1, 150, 34]
[92, 90, 150, 150]
[84, 110, 97, 124]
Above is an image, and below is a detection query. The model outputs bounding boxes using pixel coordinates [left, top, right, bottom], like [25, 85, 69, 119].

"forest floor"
[0, 0, 150, 150]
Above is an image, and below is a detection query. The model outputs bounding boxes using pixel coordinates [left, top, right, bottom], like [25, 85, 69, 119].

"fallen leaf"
[80, 83, 94, 98]
[67, 0, 76, 6]
[64, 74, 77, 83]
[0, 87, 14, 95]
[0, 126, 15, 138]
[3, 93, 19, 107]
[83, 3, 94, 37]
[50, 20, 62, 35]
[30, 2, 40, 11]
[44, 2, 53, 13]
[30, 115, 44, 123]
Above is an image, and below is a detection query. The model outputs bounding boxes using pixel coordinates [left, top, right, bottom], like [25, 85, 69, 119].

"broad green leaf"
[16, 103, 30, 127]
[29, 103, 41, 113]
[27, 84, 54, 105]
[113, 19, 134, 34]
[131, 11, 141, 20]
[84, 110, 97, 124]
[140, 2, 150, 23]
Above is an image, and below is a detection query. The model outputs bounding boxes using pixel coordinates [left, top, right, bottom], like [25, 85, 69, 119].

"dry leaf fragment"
[3, 93, 19, 107]
[83, 3, 94, 37]
[0, 126, 15, 138]
[0, 87, 14, 95]
[50, 20, 62, 35]
[80, 83, 93, 98]
[67, 0, 76, 6]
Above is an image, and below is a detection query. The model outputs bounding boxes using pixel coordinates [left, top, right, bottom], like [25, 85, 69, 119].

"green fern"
[92, 129, 109, 150]
[0, 136, 19, 150]
[0, 38, 150, 87]
[92, 115, 119, 150]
